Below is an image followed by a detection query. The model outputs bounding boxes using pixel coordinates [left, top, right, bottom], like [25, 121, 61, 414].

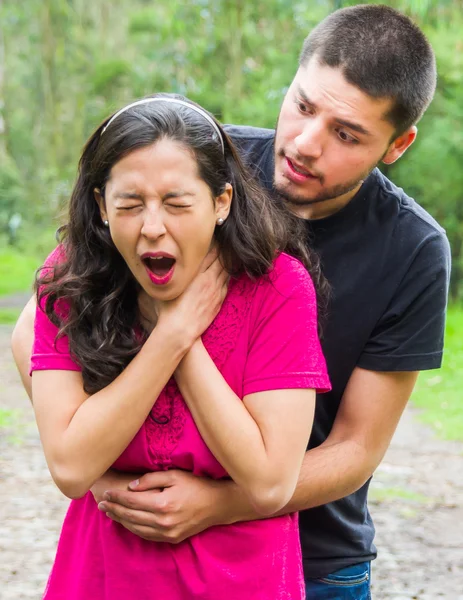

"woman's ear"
[215, 183, 233, 222]
[94, 188, 108, 223]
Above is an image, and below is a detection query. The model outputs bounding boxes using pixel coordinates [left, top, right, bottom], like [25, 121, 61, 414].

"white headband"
[101, 97, 225, 154]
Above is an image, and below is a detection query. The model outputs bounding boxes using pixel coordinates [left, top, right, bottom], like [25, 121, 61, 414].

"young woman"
[31, 94, 330, 599]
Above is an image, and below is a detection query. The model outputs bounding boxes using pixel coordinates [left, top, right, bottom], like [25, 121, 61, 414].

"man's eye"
[337, 130, 357, 143]
[297, 102, 309, 113]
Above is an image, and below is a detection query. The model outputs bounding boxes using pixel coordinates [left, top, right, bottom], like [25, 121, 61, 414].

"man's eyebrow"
[334, 118, 371, 137]
[297, 85, 314, 107]
[296, 85, 372, 137]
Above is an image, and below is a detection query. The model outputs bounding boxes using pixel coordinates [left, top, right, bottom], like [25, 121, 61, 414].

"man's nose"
[294, 120, 324, 159]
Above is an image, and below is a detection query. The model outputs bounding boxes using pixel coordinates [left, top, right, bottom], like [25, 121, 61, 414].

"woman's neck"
[137, 290, 159, 333]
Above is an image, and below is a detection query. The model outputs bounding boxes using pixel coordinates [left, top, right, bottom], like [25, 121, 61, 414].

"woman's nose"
[140, 209, 167, 240]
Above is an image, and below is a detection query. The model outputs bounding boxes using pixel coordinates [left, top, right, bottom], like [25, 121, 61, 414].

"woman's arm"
[175, 340, 315, 516]
[31, 254, 228, 500]
[33, 321, 190, 500]
[11, 295, 36, 401]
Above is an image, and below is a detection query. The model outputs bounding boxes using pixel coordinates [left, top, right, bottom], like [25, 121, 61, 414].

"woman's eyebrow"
[114, 192, 144, 200]
[163, 191, 195, 200]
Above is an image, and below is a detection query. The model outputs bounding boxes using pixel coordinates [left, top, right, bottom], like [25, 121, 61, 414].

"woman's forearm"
[175, 341, 311, 515]
[34, 323, 191, 498]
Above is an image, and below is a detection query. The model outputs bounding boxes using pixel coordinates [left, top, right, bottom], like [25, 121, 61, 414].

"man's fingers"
[102, 489, 164, 511]
[101, 504, 158, 527]
[108, 517, 177, 543]
[134, 470, 176, 491]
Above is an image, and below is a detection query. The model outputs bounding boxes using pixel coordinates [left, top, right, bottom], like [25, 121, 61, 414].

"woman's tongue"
[147, 257, 175, 276]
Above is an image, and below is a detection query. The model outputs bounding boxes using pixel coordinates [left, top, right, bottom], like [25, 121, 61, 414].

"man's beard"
[274, 151, 377, 208]
[275, 175, 368, 207]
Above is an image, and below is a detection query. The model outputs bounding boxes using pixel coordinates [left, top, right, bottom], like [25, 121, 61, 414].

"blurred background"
[0, 0, 461, 439]
[0, 2, 462, 598]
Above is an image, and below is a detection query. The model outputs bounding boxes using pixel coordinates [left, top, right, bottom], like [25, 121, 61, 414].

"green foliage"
[0, 0, 461, 296]
[411, 306, 463, 441]
[0, 226, 57, 295]
[0, 407, 16, 429]
[0, 308, 21, 324]
[92, 59, 132, 97]
[369, 486, 432, 504]
[0, 154, 23, 218]
[0, 251, 38, 295]
[390, 15, 463, 299]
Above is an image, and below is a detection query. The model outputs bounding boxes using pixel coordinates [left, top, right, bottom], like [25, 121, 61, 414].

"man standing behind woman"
[12, 4, 451, 600]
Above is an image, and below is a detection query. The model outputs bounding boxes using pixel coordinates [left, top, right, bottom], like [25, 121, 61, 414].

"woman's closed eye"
[163, 191, 194, 209]
[165, 202, 192, 209]
[116, 204, 143, 211]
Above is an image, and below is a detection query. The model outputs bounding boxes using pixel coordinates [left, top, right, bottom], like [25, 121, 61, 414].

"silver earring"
[103, 220, 109, 227]
[216, 217, 224, 226]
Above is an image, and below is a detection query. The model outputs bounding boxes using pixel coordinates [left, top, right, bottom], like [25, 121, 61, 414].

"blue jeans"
[305, 561, 371, 599]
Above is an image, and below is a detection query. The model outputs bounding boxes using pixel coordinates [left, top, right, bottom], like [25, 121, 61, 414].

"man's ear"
[382, 126, 417, 165]
[215, 183, 233, 221]
[94, 188, 108, 222]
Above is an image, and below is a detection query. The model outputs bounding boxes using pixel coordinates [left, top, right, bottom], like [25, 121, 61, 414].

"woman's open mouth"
[142, 254, 176, 285]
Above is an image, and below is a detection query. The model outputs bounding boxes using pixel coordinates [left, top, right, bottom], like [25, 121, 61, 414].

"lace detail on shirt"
[145, 275, 255, 468]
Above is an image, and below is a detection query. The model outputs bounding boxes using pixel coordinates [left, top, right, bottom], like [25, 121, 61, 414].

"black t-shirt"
[226, 125, 451, 578]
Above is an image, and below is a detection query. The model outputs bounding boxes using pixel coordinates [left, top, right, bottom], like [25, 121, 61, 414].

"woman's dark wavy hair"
[37, 93, 329, 394]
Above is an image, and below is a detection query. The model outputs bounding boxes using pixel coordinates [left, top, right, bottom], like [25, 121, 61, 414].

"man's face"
[274, 57, 405, 215]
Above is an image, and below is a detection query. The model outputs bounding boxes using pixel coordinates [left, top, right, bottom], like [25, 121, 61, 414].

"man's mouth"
[286, 157, 317, 179]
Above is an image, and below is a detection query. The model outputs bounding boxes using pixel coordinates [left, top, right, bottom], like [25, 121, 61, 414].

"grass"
[0, 307, 22, 324]
[369, 486, 432, 504]
[0, 407, 16, 429]
[0, 227, 57, 297]
[411, 306, 463, 442]
[0, 251, 39, 296]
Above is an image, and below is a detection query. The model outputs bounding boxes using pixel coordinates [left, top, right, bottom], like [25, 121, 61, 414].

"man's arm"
[278, 367, 418, 512]
[99, 366, 418, 540]
[11, 295, 35, 401]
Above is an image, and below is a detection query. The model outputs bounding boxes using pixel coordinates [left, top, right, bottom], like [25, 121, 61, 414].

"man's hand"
[97, 469, 239, 543]
[90, 469, 139, 504]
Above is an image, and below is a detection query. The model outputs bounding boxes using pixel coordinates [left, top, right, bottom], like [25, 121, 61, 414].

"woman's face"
[95, 139, 232, 303]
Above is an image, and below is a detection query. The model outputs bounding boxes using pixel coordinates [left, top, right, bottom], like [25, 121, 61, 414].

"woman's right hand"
[156, 248, 229, 347]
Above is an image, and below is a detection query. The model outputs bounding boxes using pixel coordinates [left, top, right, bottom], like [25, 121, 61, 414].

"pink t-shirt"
[32, 249, 330, 600]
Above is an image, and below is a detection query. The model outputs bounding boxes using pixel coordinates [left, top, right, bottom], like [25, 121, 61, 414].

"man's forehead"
[291, 62, 395, 133]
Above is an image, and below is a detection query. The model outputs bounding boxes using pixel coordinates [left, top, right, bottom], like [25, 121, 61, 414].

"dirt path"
[0, 323, 462, 599]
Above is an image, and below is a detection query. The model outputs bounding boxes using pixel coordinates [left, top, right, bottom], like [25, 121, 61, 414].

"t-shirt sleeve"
[243, 254, 331, 397]
[357, 232, 451, 371]
[30, 245, 81, 374]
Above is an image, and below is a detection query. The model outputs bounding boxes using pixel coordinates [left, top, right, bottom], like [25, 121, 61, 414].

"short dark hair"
[299, 4, 436, 135]
[37, 93, 327, 393]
